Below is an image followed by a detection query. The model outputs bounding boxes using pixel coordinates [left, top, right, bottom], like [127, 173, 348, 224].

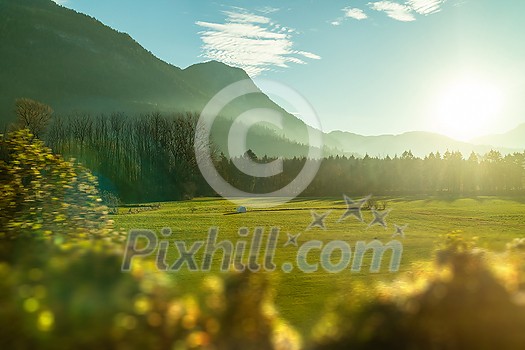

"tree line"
[218, 149, 525, 197]
[10, 98, 525, 202]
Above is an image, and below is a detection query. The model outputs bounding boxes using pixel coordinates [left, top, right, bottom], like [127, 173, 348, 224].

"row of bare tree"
[44, 111, 212, 201]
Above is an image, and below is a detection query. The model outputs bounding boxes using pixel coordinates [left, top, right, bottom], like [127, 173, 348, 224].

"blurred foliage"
[0, 239, 301, 350]
[0, 129, 300, 349]
[3, 230, 525, 349]
[0, 129, 110, 239]
[311, 232, 525, 349]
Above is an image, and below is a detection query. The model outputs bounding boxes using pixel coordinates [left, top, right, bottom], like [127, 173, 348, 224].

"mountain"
[0, 0, 521, 159]
[0, 0, 313, 154]
[326, 130, 520, 158]
[0, 0, 197, 115]
[471, 124, 525, 150]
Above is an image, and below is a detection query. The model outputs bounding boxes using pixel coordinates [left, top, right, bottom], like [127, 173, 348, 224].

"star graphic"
[284, 233, 300, 247]
[307, 210, 331, 230]
[338, 194, 371, 223]
[392, 224, 408, 238]
[368, 208, 391, 229]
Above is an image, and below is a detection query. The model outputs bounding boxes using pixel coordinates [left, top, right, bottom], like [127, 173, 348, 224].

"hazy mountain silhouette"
[326, 130, 520, 158]
[471, 124, 525, 150]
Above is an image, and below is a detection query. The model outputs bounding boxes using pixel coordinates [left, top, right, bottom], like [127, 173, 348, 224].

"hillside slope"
[0, 0, 312, 152]
[0, 0, 519, 158]
[0, 0, 205, 115]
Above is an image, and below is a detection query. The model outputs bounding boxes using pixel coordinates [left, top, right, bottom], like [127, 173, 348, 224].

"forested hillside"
[0, 0, 315, 155]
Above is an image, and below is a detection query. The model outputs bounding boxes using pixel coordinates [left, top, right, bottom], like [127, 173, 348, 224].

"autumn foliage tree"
[0, 129, 109, 238]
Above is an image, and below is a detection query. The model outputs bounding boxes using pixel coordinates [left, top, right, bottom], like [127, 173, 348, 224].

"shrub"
[100, 190, 121, 215]
[0, 239, 301, 350]
[311, 233, 525, 349]
[0, 129, 109, 239]
[0, 128, 303, 349]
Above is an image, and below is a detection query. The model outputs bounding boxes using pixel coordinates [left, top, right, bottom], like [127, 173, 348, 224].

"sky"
[53, 0, 525, 141]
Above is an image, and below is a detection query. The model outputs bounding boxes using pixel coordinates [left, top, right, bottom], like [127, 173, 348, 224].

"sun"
[432, 78, 504, 141]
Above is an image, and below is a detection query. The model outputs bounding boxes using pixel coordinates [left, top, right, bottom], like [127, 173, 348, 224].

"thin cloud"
[407, 0, 446, 15]
[223, 11, 270, 24]
[344, 8, 368, 20]
[296, 51, 321, 60]
[332, 0, 449, 26]
[331, 7, 368, 26]
[257, 6, 280, 14]
[369, 1, 416, 22]
[196, 9, 320, 77]
[52, 0, 68, 4]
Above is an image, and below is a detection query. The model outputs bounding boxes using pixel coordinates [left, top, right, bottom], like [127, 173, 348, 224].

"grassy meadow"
[112, 196, 525, 335]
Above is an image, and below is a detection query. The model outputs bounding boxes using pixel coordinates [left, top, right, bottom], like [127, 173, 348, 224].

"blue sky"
[54, 0, 525, 140]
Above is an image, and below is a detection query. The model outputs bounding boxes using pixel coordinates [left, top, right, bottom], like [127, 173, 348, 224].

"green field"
[113, 196, 525, 335]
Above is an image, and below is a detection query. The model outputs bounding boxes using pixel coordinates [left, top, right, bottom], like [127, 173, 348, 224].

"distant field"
[112, 196, 525, 335]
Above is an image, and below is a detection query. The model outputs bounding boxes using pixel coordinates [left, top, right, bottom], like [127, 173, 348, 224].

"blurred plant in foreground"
[0, 127, 300, 350]
[0, 129, 110, 239]
[0, 239, 301, 350]
[311, 232, 525, 349]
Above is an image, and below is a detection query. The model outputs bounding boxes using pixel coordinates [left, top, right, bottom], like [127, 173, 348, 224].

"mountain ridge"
[471, 123, 525, 149]
[0, 0, 316, 157]
[326, 129, 522, 158]
[1, 0, 523, 158]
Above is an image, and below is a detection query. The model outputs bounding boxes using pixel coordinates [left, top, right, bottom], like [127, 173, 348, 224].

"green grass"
[112, 196, 525, 335]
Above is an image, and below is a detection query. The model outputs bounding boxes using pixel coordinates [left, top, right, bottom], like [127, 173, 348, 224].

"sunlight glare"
[433, 78, 504, 141]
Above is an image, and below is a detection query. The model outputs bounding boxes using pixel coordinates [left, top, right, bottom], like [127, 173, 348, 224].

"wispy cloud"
[369, 1, 416, 22]
[196, 10, 320, 77]
[257, 6, 280, 15]
[223, 11, 270, 24]
[344, 8, 369, 21]
[52, 0, 68, 4]
[331, 7, 368, 26]
[334, 0, 447, 25]
[407, 0, 446, 15]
